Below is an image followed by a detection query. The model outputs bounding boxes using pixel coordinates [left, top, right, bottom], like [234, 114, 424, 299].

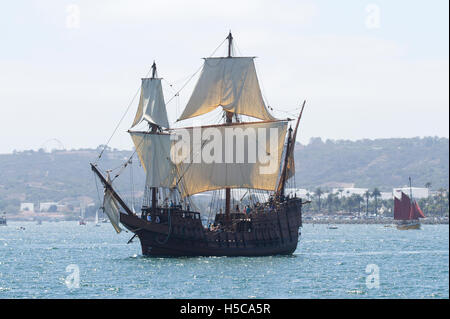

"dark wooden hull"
[120, 198, 303, 257]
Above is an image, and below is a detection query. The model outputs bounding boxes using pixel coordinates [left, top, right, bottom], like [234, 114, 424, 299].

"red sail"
[410, 200, 425, 219]
[394, 197, 402, 220]
[394, 192, 412, 220]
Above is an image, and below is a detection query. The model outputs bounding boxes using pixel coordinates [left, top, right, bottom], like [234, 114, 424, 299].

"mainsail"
[178, 57, 275, 121]
[171, 120, 288, 198]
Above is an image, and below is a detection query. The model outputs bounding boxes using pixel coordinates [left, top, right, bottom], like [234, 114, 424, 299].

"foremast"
[128, 61, 174, 212]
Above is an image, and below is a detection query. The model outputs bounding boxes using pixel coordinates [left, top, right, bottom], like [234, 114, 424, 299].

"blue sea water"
[0, 222, 448, 299]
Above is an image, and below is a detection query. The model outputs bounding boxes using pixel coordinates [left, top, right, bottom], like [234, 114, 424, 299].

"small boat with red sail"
[394, 178, 425, 230]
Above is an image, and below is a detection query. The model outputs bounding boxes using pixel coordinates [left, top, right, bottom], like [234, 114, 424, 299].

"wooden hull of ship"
[396, 220, 421, 230]
[120, 198, 303, 257]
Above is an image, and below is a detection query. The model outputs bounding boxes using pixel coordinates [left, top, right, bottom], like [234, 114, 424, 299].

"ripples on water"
[0, 222, 448, 298]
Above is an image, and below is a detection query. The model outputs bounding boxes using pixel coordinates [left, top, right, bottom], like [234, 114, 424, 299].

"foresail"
[171, 120, 288, 198]
[411, 200, 425, 219]
[178, 57, 275, 121]
[103, 189, 122, 233]
[129, 132, 176, 188]
[131, 78, 169, 128]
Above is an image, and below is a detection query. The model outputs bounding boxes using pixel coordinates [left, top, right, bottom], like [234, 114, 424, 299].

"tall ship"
[394, 178, 425, 230]
[91, 33, 307, 256]
[0, 212, 6, 226]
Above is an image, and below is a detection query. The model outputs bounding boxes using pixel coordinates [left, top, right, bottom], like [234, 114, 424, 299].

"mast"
[278, 126, 293, 199]
[409, 176, 413, 204]
[276, 101, 306, 197]
[225, 31, 233, 219]
[227, 31, 233, 58]
[225, 111, 233, 219]
[150, 61, 158, 211]
[173, 32, 288, 201]
[151, 61, 157, 79]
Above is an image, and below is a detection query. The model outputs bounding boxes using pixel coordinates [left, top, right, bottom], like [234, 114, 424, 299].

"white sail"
[171, 120, 288, 198]
[102, 189, 122, 233]
[129, 132, 176, 188]
[178, 57, 275, 121]
[131, 78, 169, 128]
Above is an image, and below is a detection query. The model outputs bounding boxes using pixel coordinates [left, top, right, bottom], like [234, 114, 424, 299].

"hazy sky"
[0, 0, 448, 153]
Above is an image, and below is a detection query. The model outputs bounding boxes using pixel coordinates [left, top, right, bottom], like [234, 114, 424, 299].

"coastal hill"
[0, 137, 448, 214]
[294, 136, 448, 190]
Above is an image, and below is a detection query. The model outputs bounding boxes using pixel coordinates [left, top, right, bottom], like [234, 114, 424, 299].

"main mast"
[174, 31, 289, 206]
[225, 31, 233, 220]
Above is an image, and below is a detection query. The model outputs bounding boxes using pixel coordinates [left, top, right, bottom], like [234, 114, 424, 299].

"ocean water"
[0, 221, 448, 299]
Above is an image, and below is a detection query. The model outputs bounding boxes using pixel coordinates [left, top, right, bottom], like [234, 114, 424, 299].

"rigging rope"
[166, 36, 228, 107]
[95, 35, 230, 183]
[95, 67, 153, 163]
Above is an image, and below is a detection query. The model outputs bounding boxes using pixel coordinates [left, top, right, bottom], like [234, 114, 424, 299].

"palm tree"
[315, 188, 323, 212]
[326, 193, 334, 213]
[372, 188, 381, 216]
[423, 182, 432, 215]
[354, 194, 364, 217]
[438, 188, 446, 216]
[364, 190, 370, 217]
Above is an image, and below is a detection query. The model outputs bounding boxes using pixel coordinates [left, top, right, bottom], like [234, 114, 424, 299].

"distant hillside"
[0, 137, 448, 212]
[293, 137, 449, 190]
[0, 147, 145, 213]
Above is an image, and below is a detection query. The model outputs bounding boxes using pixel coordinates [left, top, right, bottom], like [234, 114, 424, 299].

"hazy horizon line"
[1, 135, 448, 155]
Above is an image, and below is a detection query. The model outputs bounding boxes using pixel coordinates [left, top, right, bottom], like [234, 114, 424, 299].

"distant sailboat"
[0, 212, 6, 226]
[394, 178, 425, 230]
[79, 206, 86, 225]
[95, 209, 101, 227]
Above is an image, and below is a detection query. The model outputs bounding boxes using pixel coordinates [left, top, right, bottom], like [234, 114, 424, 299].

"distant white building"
[393, 187, 429, 199]
[332, 187, 369, 198]
[380, 192, 393, 200]
[39, 202, 58, 212]
[20, 203, 34, 212]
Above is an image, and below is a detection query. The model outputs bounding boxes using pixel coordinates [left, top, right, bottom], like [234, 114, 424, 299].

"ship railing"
[140, 206, 201, 224]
